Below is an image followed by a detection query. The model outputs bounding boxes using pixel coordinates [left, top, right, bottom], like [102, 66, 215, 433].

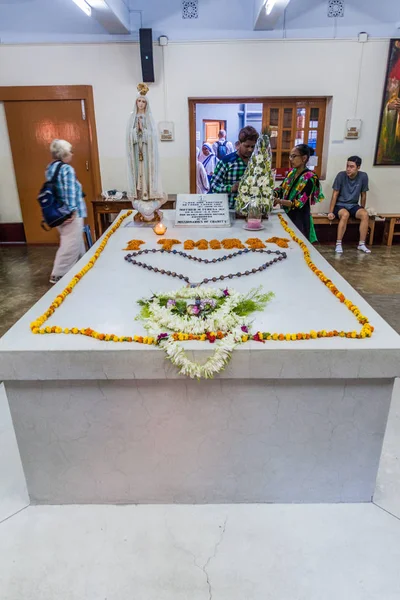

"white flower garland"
[142, 286, 250, 336]
[163, 333, 238, 379]
[137, 285, 273, 379]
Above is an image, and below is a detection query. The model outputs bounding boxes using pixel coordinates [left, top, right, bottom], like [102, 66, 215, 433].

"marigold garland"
[183, 240, 195, 250]
[29, 212, 155, 345]
[269, 215, 374, 340]
[210, 239, 222, 250]
[30, 211, 374, 349]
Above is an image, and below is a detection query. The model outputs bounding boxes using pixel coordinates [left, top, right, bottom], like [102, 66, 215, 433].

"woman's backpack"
[37, 161, 73, 229]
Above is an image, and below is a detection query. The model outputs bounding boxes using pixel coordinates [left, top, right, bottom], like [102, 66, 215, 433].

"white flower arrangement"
[236, 132, 275, 216]
[137, 286, 274, 379]
[162, 333, 239, 379]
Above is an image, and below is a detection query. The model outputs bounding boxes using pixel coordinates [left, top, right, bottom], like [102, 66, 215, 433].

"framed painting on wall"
[375, 39, 400, 165]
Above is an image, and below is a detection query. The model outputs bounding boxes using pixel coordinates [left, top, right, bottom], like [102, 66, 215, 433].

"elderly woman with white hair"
[46, 139, 87, 284]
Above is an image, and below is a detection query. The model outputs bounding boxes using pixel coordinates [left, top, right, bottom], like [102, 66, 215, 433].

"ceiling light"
[265, 0, 276, 15]
[72, 0, 92, 16]
[87, 0, 107, 8]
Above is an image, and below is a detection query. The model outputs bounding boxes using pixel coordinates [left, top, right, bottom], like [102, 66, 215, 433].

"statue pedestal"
[128, 197, 166, 228]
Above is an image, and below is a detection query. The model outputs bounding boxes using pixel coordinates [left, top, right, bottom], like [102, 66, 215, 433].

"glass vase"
[246, 201, 262, 230]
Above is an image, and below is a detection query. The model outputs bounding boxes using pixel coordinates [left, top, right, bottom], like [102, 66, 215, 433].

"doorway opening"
[189, 97, 327, 194]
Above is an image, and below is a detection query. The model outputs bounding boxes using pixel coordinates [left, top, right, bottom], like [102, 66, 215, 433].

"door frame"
[0, 85, 102, 235]
[188, 96, 327, 194]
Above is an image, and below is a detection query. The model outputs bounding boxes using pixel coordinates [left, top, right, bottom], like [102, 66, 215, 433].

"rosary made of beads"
[124, 247, 287, 287]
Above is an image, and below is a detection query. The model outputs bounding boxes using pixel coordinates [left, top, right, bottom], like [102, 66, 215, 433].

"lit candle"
[153, 222, 167, 235]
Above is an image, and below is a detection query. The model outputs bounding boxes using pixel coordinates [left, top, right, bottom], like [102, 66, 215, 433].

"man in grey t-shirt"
[328, 156, 371, 254]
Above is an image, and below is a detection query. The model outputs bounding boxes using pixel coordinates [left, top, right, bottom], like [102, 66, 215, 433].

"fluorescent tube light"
[72, 0, 92, 16]
[265, 0, 276, 15]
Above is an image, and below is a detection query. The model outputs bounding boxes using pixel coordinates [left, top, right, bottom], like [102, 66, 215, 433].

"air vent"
[328, 0, 344, 18]
[182, 0, 198, 19]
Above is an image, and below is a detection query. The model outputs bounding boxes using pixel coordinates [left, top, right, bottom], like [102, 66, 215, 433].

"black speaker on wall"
[139, 28, 155, 83]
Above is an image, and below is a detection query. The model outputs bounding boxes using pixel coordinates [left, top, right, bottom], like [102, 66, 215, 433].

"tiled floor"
[0, 242, 399, 600]
[0, 504, 400, 600]
[0, 246, 55, 337]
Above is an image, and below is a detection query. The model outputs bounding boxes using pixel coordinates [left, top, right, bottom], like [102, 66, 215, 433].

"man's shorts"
[333, 205, 361, 219]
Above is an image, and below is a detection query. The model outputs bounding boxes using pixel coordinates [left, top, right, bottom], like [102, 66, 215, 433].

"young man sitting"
[328, 156, 371, 254]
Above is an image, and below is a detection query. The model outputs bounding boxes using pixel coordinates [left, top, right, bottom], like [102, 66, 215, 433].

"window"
[262, 99, 326, 178]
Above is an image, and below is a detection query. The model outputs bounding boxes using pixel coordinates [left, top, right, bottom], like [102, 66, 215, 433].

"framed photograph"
[375, 39, 400, 165]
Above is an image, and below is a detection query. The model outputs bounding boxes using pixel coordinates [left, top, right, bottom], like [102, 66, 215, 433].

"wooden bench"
[378, 214, 400, 247]
[312, 214, 376, 246]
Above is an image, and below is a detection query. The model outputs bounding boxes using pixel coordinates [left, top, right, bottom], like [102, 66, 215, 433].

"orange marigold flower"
[246, 238, 266, 249]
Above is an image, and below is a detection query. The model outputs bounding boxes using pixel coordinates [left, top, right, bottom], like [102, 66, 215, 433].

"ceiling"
[0, 0, 399, 44]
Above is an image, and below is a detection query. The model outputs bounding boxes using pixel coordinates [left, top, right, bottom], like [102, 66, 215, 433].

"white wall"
[0, 38, 398, 222]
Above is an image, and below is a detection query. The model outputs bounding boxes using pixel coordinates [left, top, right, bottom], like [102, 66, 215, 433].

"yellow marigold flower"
[291, 334, 297, 341]
[310, 330, 317, 339]
[351, 332, 357, 338]
[55, 327, 63, 334]
[32, 327, 39, 334]
[242, 335, 248, 342]
[285, 334, 291, 341]
[272, 333, 278, 340]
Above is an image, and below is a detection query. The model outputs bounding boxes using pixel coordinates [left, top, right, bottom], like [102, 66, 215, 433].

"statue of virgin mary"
[127, 83, 164, 204]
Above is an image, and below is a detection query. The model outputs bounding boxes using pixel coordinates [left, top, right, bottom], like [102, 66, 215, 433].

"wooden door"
[204, 120, 226, 145]
[4, 99, 95, 244]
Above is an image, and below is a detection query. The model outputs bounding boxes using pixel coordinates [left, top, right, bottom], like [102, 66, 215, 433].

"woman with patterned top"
[46, 139, 87, 284]
[274, 144, 324, 242]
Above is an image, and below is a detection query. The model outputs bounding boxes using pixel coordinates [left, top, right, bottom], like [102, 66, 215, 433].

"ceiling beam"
[87, 0, 130, 34]
[254, 0, 292, 31]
